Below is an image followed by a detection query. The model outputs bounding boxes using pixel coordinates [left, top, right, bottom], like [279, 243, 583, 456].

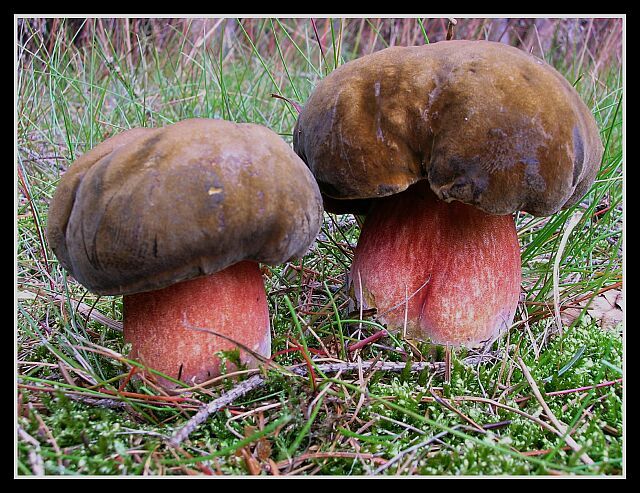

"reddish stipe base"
[350, 181, 521, 348]
[123, 261, 271, 388]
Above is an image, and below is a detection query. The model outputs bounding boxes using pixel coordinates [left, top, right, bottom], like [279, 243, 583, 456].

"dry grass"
[18, 17, 622, 73]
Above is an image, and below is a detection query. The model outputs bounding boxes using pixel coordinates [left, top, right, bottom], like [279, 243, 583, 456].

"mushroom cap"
[47, 118, 324, 295]
[293, 40, 603, 216]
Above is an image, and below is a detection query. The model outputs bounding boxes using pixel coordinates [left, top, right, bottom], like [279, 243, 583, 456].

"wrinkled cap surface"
[47, 118, 324, 295]
[293, 40, 603, 216]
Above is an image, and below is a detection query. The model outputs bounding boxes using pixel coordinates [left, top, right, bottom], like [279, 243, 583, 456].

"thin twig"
[167, 373, 267, 447]
[67, 394, 128, 409]
[17, 426, 45, 476]
[31, 405, 64, 468]
[346, 330, 388, 352]
[418, 395, 560, 436]
[375, 418, 512, 475]
[373, 413, 426, 436]
[277, 451, 387, 469]
[270, 93, 302, 113]
[514, 378, 623, 404]
[373, 423, 476, 474]
[517, 357, 594, 466]
[429, 388, 486, 433]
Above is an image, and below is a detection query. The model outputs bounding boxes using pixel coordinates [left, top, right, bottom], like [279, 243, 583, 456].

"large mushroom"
[47, 118, 323, 387]
[293, 40, 603, 348]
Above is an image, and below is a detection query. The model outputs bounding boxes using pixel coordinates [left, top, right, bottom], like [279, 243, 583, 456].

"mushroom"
[293, 40, 603, 348]
[47, 118, 323, 387]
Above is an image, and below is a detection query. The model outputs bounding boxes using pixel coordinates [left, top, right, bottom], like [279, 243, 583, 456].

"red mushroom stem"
[350, 181, 521, 347]
[123, 261, 271, 387]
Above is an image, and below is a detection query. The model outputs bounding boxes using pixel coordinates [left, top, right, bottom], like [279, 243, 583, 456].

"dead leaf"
[559, 289, 623, 330]
[560, 306, 585, 326]
[603, 289, 623, 310]
[587, 289, 623, 330]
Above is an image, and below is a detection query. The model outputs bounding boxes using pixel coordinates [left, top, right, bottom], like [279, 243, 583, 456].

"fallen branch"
[167, 373, 268, 447]
[167, 355, 494, 448]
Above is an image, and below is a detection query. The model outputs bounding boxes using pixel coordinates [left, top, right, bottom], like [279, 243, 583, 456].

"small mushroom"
[294, 40, 603, 348]
[47, 118, 323, 387]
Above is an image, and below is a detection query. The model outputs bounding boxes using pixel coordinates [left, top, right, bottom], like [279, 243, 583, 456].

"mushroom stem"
[350, 181, 521, 347]
[123, 261, 271, 388]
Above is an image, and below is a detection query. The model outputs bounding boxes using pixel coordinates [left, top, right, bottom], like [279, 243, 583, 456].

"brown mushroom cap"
[47, 118, 323, 295]
[293, 40, 603, 216]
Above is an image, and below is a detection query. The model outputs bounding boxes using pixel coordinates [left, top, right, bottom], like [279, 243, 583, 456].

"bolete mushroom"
[293, 40, 603, 348]
[47, 118, 323, 387]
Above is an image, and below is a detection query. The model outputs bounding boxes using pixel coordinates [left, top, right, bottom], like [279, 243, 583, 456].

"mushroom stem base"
[350, 181, 521, 348]
[123, 261, 271, 388]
